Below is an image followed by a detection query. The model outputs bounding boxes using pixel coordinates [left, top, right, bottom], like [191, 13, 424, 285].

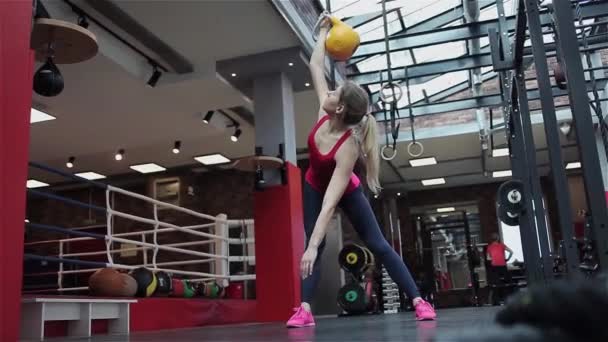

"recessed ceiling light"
[75, 172, 106, 180]
[194, 154, 231, 165]
[27, 179, 49, 188]
[409, 157, 437, 167]
[231, 73, 237, 77]
[30, 108, 56, 123]
[492, 170, 512, 178]
[492, 148, 509, 157]
[305, 83, 310, 87]
[421, 178, 446, 186]
[130, 163, 167, 174]
[397, 192, 401, 196]
[566, 162, 581, 169]
[288, 62, 294, 67]
[437, 207, 455, 213]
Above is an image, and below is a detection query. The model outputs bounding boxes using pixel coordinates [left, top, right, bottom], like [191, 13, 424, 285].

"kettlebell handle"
[312, 11, 332, 42]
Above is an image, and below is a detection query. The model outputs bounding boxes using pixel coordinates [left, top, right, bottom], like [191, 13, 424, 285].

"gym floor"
[47, 307, 500, 341]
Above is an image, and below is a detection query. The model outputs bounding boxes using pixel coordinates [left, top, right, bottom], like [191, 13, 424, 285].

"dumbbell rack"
[381, 267, 400, 314]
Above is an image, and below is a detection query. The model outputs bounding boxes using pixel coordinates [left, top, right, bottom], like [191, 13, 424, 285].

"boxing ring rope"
[23, 162, 257, 294]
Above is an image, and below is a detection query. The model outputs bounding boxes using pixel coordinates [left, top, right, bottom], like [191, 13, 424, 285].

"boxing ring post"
[1, 1, 35, 341]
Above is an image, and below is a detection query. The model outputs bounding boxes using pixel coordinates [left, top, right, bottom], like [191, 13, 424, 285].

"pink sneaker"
[286, 306, 316, 328]
[415, 300, 437, 321]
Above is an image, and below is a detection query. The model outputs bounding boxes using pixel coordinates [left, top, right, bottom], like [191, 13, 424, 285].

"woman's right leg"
[287, 182, 324, 327]
[301, 182, 325, 304]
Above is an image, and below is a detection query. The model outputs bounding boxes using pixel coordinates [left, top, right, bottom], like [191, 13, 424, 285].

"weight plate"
[345, 252, 358, 265]
[498, 204, 520, 226]
[498, 180, 525, 213]
[338, 244, 368, 274]
[337, 283, 369, 314]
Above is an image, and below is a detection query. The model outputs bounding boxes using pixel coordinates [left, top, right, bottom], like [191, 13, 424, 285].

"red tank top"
[305, 115, 360, 194]
[487, 242, 507, 266]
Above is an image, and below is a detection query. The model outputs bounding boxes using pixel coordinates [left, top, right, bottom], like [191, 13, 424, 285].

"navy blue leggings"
[301, 182, 420, 303]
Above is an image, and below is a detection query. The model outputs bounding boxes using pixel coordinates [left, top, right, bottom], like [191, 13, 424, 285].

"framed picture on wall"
[153, 177, 180, 209]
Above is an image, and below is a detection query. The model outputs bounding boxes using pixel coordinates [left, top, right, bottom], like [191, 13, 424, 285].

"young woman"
[286, 18, 437, 328]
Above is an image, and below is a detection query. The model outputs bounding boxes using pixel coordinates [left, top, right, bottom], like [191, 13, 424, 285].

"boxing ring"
[23, 162, 256, 295]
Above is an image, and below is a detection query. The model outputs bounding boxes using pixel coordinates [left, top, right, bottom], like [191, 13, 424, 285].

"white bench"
[20, 297, 137, 341]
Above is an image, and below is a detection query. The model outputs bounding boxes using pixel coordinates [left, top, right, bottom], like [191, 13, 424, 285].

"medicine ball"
[194, 282, 206, 297]
[154, 271, 172, 296]
[119, 273, 138, 297]
[171, 278, 184, 297]
[129, 267, 158, 297]
[183, 280, 195, 298]
[89, 268, 123, 296]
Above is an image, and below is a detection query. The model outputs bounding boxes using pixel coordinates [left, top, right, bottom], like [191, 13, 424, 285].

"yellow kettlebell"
[315, 14, 360, 61]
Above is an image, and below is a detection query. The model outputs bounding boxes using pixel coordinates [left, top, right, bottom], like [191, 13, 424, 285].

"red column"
[1, 1, 34, 341]
[254, 163, 304, 322]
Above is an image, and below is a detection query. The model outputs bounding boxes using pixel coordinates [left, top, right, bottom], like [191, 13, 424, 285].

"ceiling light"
[202, 110, 214, 124]
[27, 179, 49, 188]
[288, 62, 294, 67]
[115, 149, 125, 161]
[75, 172, 106, 180]
[66, 156, 75, 168]
[305, 83, 310, 87]
[492, 170, 512, 178]
[559, 122, 571, 136]
[30, 108, 56, 123]
[194, 153, 230, 165]
[173, 141, 181, 154]
[130, 163, 167, 174]
[397, 192, 401, 196]
[421, 178, 446, 186]
[409, 157, 437, 167]
[437, 207, 455, 213]
[231, 73, 237, 77]
[147, 65, 162, 88]
[492, 148, 509, 157]
[566, 162, 581, 169]
[231, 128, 242, 142]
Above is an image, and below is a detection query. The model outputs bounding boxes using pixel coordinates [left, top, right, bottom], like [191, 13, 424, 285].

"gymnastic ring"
[312, 11, 331, 42]
[407, 141, 424, 158]
[381, 145, 398, 161]
[379, 82, 403, 104]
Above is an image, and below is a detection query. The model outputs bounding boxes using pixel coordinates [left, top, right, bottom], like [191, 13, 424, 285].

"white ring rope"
[25, 183, 258, 294]
[152, 203, 159, 270]
[108, 185, 232, 223]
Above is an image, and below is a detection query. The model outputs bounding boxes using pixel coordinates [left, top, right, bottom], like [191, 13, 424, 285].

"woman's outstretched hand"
[319, 15, 331, 30]
[300, 247, 319, 279]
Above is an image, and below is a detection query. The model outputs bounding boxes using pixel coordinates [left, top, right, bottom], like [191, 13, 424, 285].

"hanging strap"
[380, 0, 398, 161]
[404, 66, 424, 157]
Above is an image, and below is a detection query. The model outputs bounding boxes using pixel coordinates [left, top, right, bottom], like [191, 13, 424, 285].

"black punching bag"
[33, 57, 64, 97]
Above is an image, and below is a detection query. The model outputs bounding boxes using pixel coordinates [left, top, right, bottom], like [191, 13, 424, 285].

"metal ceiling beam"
[347, 2, 498, 66]
[352, 35, 608, 86]
[344, 8, 402, 28]
[352, 1, 608, 59]
[372, 77, 608, 118]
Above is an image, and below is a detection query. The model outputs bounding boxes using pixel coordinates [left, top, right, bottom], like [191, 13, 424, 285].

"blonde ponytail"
[360, 115, 381, 194]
